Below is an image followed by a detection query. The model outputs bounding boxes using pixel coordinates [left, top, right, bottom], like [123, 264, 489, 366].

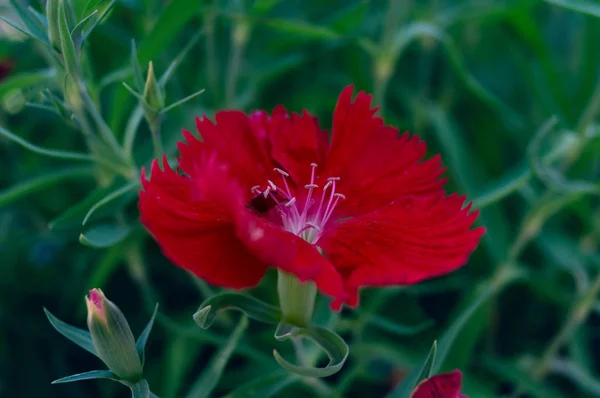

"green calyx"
[277, 270, 317, 327]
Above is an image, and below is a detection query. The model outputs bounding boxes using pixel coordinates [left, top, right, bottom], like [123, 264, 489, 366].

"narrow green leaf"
[0, 69, 56, 98]
[416, 341, 437, 383]
[273, 324, 349, 378]
[136, 304, 158, 366]
[70, 9, 99, 44]
[262, 18, 341, 40]
[545, 0, 600, 18]
[58, 0, 79, 77]
[0, 16, 36, 40]
[9, 0, 50, 44]
[79, 223, 132, 248]
[0, 167, 93, 207]
[52, 370, 116, 384]
[44, 308, 98, 357]
[433, 267, 526, 374]
[367, 316, 434, 337]
[185, 316, 249, 398]
[0, 125, 93, 161]
[193, 292, 281, 329]
[549, 358, 600, 396]
[388, 341, 438, 398]
[160, 88, 205, 114]
[81, 0, 115, 40]
[49, 182, 124, 230]
[44, 88, 73, 121]
[82, 180, 139, 225]
[223, 370, 296, 398]
[482, 357, 564, 398]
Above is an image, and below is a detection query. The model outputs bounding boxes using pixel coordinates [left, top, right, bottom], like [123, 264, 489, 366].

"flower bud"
[410, 370, 466, 398]
[86, 289, 143, 381]
[142, 61, 165, 112]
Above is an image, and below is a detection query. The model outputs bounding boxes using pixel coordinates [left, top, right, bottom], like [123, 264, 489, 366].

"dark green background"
[1, 0, 600, 397]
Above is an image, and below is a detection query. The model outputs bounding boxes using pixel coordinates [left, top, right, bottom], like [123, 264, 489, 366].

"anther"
[304, 184, 318, 189]
[274, 168, 289, 177]
[334, 193, 346, 200]
[250, 185, 261, 193]
[310, 163, 318, 168]
[268, 180, 278, 191]
[327, 177, 341, 181]
[323, 181, 333, 191]
[284, 198, 297, 207]
[263, 187, 271, 198]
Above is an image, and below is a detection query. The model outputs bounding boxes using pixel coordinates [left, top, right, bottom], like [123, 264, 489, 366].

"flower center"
[248, 163, 345, 243]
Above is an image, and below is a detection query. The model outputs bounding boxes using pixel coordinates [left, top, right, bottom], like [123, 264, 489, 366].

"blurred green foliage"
[1, 0, 600, 397]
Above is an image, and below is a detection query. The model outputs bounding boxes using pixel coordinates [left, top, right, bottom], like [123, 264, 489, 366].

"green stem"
[149, 117, 164, 159]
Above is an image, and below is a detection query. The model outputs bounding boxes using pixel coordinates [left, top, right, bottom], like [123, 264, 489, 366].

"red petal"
[319, 194, 484, 308]
[267, 108, 327, 187]
[323, 85, 445, 218]
[139, 157, 268, 289]
[410, 370, 465, 398]
[191, 111, 273, 190]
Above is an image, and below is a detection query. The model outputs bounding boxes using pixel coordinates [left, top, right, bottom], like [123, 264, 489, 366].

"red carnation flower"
[139, 85, 484, 310]
[410, 370, 467, 398]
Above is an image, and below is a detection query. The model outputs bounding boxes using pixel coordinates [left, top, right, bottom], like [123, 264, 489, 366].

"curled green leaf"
[79, 223, 132, 248]
[193, 292, 281, 329]
[273, 323, 348, 378]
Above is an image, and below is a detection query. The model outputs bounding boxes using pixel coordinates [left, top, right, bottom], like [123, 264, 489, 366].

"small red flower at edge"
[139, 85, 484, 310]
[410, 370, 467, 398]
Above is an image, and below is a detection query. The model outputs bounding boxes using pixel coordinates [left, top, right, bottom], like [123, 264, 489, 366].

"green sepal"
[193, 292, 281, 329]
[273, 322, 348, 378]
[52, 370, 117, 384]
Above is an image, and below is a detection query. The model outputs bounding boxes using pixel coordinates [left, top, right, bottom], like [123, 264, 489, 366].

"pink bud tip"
[88, 289, 105, 315]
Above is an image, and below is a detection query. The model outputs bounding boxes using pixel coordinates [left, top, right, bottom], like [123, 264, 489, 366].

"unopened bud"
[86, 289, 142, 381]
[143, 62, 165, 111]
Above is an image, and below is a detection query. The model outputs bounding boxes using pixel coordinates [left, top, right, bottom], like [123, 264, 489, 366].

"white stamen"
[285, 198, 297, 207]
[274, 168, 289, 177]
[334, 193, 346, 200]
[263, 187, 271, 198]
[268, 180, 278, 191]
[304, 184, 318, 189]
[310, 163, 318, 168]
[327, 177, 340, 181]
